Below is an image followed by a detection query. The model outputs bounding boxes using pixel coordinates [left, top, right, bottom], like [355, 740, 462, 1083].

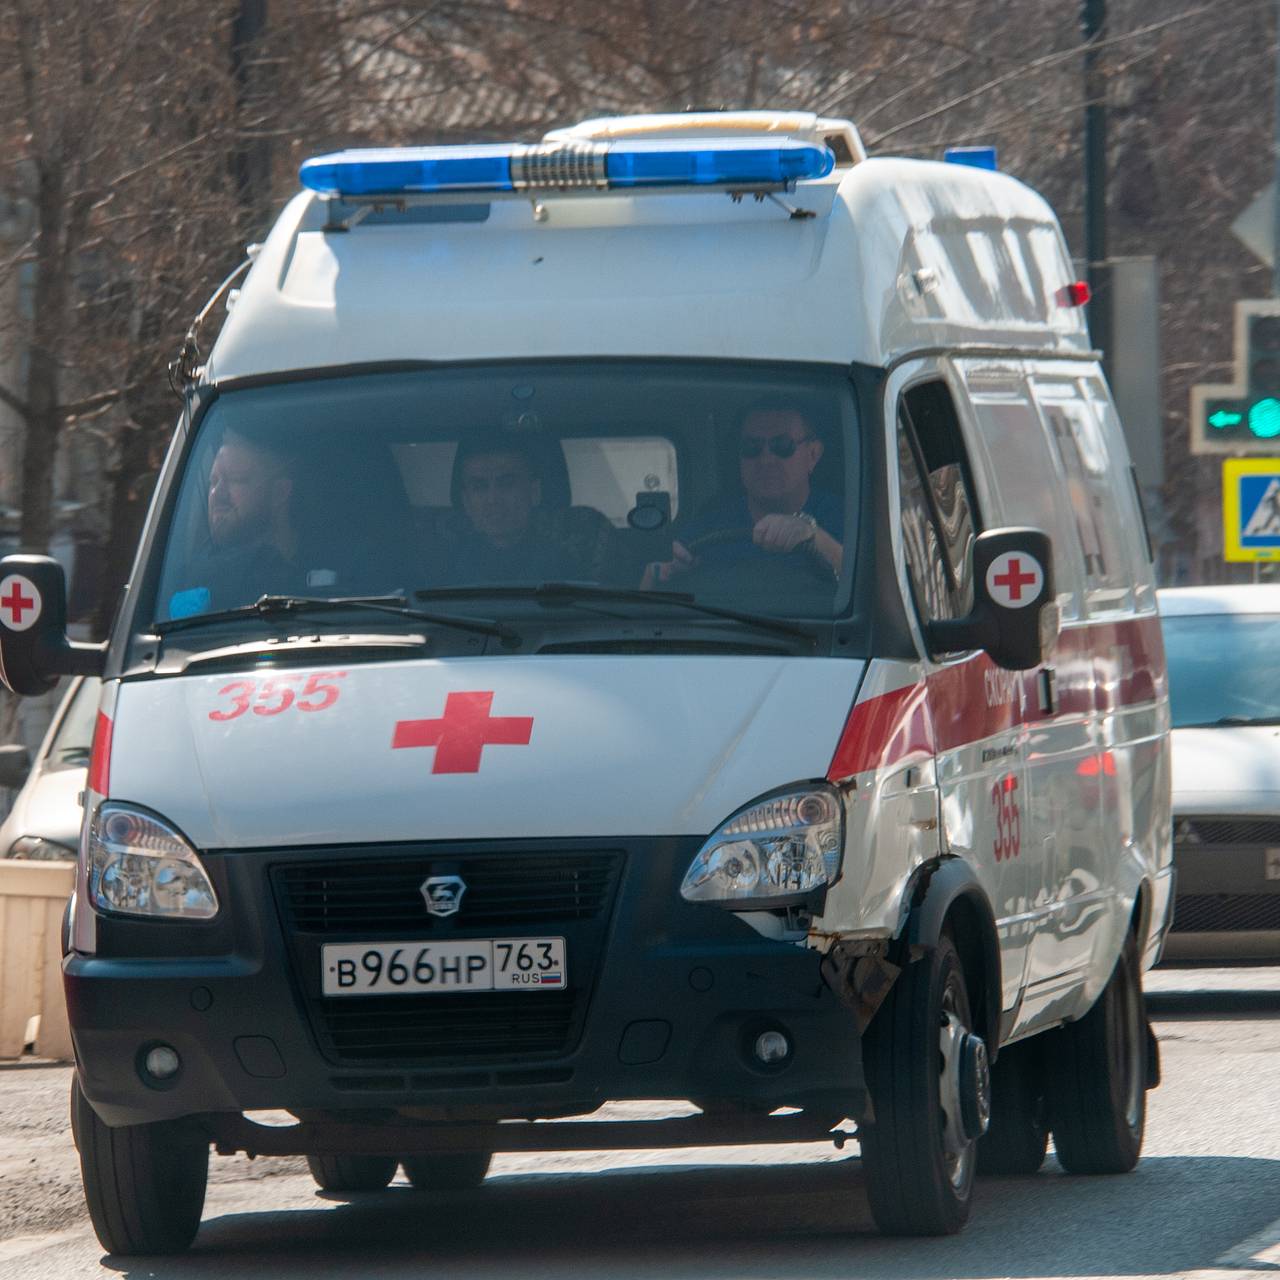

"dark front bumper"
[66, 836, 862, 1129]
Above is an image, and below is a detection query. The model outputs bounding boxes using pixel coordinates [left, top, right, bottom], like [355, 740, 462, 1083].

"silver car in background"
[0, 676, 98, 861]
[1160, 585, 1280, 960]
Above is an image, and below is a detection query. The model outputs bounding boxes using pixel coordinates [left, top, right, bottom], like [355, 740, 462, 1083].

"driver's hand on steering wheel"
[753, 513, 817, 554]
[641, 540, 695, 589]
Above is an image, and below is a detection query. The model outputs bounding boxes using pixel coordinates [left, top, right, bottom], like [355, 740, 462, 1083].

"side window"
[896, 380, 980, 628]
[957, 363, 1084, 622]
[1082, 379, 1157, 610]
[1034, 379, 1134, 614]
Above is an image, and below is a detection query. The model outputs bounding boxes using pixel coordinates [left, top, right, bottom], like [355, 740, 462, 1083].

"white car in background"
[1160, 585, 1280, 960]
[0, 676, 98, 861]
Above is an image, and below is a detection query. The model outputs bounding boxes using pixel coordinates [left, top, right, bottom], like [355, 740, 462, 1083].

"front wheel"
[860, 932, 990, 1235]
[1045, 931, 1147, 1174]
[72, 1076, 208, 1256]
[402, 1152, 492, 1190]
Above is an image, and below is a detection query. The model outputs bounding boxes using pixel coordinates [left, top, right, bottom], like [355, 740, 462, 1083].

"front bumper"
[66, 836, 862, 1129]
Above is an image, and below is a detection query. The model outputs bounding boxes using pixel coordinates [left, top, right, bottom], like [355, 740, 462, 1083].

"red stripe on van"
[828, 681, 934, 779]
[827, 613, 1166, 780]
[88, 711, 112, 797]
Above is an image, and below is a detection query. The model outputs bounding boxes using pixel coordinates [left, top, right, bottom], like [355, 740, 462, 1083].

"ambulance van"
[0, 111, 1171, 1252]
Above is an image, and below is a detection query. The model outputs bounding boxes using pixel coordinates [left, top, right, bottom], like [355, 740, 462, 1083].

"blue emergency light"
[299, 138, 835, 199]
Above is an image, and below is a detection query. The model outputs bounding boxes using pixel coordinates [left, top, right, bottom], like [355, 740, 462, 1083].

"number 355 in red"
[991, 774, 1020, 862]
[209, 671, 347, 722]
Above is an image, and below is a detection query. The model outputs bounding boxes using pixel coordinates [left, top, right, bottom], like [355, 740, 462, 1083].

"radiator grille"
[1172, 893, 1280, 933]
[274, 852, 620, 933]
[1176, 817, 1280, 847]
[271, 848, 622, 1067]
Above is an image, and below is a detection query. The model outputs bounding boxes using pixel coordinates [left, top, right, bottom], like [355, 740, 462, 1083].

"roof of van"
[205, 113, 1090, 383]
[1158, 585, 1280, 616]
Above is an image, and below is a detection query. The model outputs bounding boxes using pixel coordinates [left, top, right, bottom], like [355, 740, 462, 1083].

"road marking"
[0, 1227, 82, 1262]
[1188, 1211, 1280, 1277]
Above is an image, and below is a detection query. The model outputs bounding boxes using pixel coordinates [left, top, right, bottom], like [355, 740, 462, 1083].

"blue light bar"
[944, 145, 998, 172]
[299, 138, 835, 199]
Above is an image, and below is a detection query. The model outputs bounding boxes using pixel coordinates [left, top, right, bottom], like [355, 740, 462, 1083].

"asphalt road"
[4, 965, 1280, 1279]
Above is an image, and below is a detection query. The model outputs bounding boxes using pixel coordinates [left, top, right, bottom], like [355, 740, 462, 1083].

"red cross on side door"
[393, 691, 534, 774]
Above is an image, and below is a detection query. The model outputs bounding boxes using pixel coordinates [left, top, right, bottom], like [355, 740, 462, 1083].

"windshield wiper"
[1181, 715, 1280, 729]
[153, 594, 518, 643]
[413, 582, 813, 643]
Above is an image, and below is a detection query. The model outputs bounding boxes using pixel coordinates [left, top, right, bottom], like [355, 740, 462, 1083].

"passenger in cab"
[435, 433, 612, 586]
[166, 430, 300, 617]
[646, 401, 843, 586]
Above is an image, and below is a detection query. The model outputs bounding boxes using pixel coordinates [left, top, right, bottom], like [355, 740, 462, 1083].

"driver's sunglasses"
[739, 433, 814, 460]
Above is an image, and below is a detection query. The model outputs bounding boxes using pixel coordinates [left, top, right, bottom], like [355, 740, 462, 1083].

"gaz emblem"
[420, 875, 467, 917]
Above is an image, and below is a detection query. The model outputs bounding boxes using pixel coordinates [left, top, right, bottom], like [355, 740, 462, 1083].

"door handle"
[1037, 666, 1057, 715]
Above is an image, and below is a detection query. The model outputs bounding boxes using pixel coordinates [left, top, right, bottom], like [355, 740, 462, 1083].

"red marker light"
[1055, 281, 1091, 308]
[88, 711, 113, 796]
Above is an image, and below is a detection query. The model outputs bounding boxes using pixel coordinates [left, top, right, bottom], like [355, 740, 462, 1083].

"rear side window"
[956, 362, 1084, 622]
[1033, 378, 1137, 615]
[896, 381, 980, 628]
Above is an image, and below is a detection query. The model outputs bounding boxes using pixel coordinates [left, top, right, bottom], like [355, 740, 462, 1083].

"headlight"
[87, 803, 219, 920]
[7, 835, 77, 861]
[680, 784, 844, 905]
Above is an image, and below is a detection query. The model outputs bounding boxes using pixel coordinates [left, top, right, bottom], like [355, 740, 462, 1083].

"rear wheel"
[860, 932, 989, 1235]
[72, 1076, 208, 1256]
[305, 1154, 398, 1192]
[1045, 932, 1147, 1174]
[977, 1037, 1048, 1175]
[402, 1152, 492, 1190]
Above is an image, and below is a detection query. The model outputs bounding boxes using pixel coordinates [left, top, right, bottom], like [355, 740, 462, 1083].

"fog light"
[754, 1030, 791, 1065]
[143, 1045, 181, 1081]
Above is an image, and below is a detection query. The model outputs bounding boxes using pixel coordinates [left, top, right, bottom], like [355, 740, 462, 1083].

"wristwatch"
[792, 511, 819, 546]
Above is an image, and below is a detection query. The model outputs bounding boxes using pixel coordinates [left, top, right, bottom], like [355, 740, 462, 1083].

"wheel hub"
[958, 1032, 991, 1141]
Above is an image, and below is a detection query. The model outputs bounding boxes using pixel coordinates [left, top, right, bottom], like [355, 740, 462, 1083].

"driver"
[646, 401, 843, 586]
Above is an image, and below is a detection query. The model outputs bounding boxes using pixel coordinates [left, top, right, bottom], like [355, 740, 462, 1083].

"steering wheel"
[679, 524, 836, 591]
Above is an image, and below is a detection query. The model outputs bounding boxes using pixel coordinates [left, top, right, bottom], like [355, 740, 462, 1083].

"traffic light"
[1191, 301, 1280, 453]
[1247, 314, 1280, 438]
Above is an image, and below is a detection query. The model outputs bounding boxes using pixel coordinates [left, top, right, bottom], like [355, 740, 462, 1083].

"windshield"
[153, 362, 857, 633]
[46, 677, 100, 769]
[1163, 612, 1280, 728]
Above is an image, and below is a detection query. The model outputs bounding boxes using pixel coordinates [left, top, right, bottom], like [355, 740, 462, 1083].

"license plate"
[321, 937, 567, 997]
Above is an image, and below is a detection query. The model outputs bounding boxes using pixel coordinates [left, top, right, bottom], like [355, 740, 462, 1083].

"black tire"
[977, 1037, 1048, 1175]
[1045, 931, 1146, 1174]
[860, 932, 983, 1236]
[72, 1075, 208, 1256]
[306, 1154, 398, 1192]
[402, 1152, 492, 1190]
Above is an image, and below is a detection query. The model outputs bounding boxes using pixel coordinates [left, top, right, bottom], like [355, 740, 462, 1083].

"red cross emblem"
[986, 552, 1042, 609]
[0, 575, 40, 631]
[393, 691, 534, 774]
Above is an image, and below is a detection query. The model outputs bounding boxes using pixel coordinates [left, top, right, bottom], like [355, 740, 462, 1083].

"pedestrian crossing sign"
[1223, 457, 1280, 560]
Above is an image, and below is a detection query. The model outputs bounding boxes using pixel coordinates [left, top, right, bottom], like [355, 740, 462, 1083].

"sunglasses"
[739, 433, 814, 460]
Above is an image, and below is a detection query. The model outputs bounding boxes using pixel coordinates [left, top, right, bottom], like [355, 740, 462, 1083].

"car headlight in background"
[7, 835, 77, 862]
[680, 783, 844, 905]
[87, 803, 219, 920]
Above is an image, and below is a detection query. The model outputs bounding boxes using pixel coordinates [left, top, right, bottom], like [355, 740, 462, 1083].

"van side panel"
[954, 359, 1169, 1032]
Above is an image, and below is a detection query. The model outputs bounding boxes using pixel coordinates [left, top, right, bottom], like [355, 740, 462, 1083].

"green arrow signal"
[1209, 410, 1244, 429]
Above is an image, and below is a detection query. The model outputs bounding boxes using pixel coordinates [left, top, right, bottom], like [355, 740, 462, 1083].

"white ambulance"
[0, 110, 1171, 1253]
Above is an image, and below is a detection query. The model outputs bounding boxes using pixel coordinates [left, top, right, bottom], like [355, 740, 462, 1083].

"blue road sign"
[1224, 458, 1280, 560]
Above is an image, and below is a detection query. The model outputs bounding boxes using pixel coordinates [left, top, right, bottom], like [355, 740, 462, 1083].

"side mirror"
[0, 743, 30, 789]
[925, 528, 1057, 672]
[0, 555, 106, 696]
